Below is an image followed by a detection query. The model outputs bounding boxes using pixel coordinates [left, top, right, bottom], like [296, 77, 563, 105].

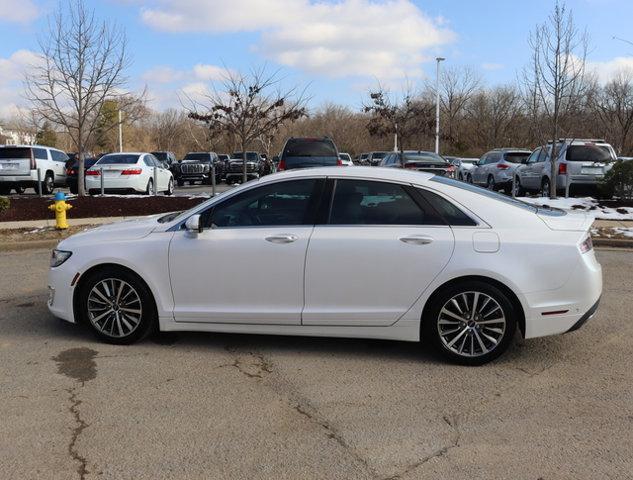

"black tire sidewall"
[78, 267, 157, 344]
[422, 281, 517, 365]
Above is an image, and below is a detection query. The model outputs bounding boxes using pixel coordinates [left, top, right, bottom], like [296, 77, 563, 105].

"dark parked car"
[277, 137, 340, 171]
[65, 157, 99, 194]
[368, 151, 388, 166]
[151, 151, 177, 169]
[379, 151, 451, 176]
[172, 152, 223, 186]
[225, 151, 265, 184]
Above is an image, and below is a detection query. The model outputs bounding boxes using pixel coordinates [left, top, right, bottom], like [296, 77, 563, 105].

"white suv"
[0, 145, 68, 194]
[514, 139, 616, 196]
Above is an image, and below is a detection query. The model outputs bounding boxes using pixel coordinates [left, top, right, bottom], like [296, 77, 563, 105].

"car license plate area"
[581, 167, 603, 175]
[0, 162, 18, 170]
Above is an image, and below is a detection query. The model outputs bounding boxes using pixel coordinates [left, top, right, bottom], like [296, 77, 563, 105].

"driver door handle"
[265, 234, 298, 244]
[399, 235, 433, 245]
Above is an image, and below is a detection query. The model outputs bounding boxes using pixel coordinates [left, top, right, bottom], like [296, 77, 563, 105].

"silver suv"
[468, 148, 531, 192]
[514, 139, 616, 196]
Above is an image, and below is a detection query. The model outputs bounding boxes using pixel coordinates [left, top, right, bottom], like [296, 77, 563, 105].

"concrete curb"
[0, 215, 144, 230]
[0, 239, 59, 252]
[593, 238, 633, 249]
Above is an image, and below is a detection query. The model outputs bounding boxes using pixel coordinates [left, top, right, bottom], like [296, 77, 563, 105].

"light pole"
[118, 109, 123, 152]
[434, 57, 445, 154]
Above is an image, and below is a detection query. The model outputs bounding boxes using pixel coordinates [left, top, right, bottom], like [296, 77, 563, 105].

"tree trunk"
[77, 128, 85, 196]
[242, 140, 248, 184]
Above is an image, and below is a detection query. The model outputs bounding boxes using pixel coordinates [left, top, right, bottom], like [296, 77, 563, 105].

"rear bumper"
[0, 172, 38, 186]
[566, 297, 600, 333]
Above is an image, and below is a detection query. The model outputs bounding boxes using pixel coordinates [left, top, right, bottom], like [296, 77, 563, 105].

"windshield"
[371, 152, 386, 159]
[283, 140, 336, 158]
[566, 145, 613, 162]
[183, 153, 211, 162]
[504, 152, 530, 163]
[152, 152, 168, 161]
[403, 152, 447, 163]
[232, 152, 259, 161]
[97, 154, 140, 165]
[430, 176, 540, 213]
[0, 147, 31, 159]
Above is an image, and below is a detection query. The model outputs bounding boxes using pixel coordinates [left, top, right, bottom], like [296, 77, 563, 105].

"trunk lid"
[0, 147, 33, 176]
[536, 208, 593, 232]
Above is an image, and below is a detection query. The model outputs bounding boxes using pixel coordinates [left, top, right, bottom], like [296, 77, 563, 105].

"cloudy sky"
[1, 0, 633, 117]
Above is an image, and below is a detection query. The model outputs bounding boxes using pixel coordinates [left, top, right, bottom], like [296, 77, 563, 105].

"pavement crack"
[383, 414, 461, 480]
[217, 350, 273, 379]
[66, 387, 90, 480]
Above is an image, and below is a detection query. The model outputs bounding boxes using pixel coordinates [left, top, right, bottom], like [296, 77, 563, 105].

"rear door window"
[504, 152, 529, 163]
[328, 179, 442, 225]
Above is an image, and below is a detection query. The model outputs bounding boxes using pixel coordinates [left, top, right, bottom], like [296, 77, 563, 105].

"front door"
[169, 178, 322, 324]
[302, 179, 454, 327]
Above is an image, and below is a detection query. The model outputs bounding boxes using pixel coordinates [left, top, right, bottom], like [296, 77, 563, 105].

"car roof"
[259, 166, 434, 184]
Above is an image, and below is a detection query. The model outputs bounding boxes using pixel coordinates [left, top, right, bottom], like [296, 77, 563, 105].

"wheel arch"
[421, 275, 526, 338]
[73, 262, 158, 326]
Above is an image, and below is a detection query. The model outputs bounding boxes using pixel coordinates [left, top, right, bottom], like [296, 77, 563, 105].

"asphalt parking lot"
[1, 248, 631, 480]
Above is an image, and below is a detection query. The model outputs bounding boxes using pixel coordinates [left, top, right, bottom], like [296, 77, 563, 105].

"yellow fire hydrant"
[48, 191, 72, 229]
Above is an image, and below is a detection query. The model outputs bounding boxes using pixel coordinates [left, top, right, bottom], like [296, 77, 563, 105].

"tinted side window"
[329, 179, 438, 225]
[143, 156, 154, 166]
[526, 149, 541, 164]
[50, 150, 68, 162]
[33, 148, 48, 160]
[417, 189, 477, 226]
[209, 179, 318, 228]
[486, 152, 501, 164]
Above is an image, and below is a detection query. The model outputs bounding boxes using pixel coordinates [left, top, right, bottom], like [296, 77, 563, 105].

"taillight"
[404, 163, 416, 169]
[558, 163, 567, 175]
[337, 159, 343, 166]
[85, 169, 100, 176]
[278, 159, 286, 171]
[497, 163, 509, 169]
[30, 149, 36, 169]
[121, 168, 142, 175]
[579, 235, 593, 254]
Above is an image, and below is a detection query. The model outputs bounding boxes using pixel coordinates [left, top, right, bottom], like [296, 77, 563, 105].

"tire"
[458, 172, 463, 181]
[42, 173, 54, 195]
[486, 175, 496, 191]
[78, 267, 157, 344]
[177, 179, 184, 187]
[165, 178, 174, 196]
[422, 280, 517, 365]
[145, 179, 153, 195]
[466, 174, 473, 184]
[69, 185, 78, 195]
[513, 177, 525, 197]
[14, 186, 26, 194]
[540, 177, 551, 197]
[0, 187, 10, 195]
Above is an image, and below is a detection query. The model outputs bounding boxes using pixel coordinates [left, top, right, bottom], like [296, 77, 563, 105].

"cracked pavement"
[0, 248, 632, 479]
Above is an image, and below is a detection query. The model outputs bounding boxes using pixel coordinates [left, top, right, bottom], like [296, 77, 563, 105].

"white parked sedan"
[47, 167, 602, 365]
[85, 152, 174, 195]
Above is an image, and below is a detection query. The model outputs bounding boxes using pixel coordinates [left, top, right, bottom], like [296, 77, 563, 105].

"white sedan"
[47, 167, 602, 365]
[85, 152, 174, 195]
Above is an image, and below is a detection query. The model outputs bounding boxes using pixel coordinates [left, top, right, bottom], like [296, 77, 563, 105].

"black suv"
[225, 151, 265, 184]
[173, 152, 223, 186]
[65, 157, 99, 194]
[278, 137, 340, 171]
[151, 151, 177, 169]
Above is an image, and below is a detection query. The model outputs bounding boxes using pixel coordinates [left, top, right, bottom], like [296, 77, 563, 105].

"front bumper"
[47, 261, 78, 323]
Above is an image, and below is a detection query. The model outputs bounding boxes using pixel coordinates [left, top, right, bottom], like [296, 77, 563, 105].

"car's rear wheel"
[466, 174, 473, 184]
[14, 186, 26, 194]
[42, 173, 54, 195]
[540, 177, 551, 197]
[486, 175, 496, 190]
[0, 186, 10, 195]
[177, 179, 184, 187]
[513, 177, 524, 197]
[422, 281, 517, 365]
[79, 267, 156, 344]
[145, 179, 153, 195]
[165, 178, 174, 195]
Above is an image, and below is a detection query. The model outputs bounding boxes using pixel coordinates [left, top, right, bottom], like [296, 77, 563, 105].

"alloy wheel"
[87, 278, 143, 338]
[436, 291, 506, 358]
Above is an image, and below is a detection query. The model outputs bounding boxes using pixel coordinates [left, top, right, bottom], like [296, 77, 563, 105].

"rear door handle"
[399, 235, 433, 245]
[265, 234, 298, 244]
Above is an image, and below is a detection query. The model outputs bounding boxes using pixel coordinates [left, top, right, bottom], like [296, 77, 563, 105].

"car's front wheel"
[165, 178, 174, 196]
[78, 267, 156, 344]
[422, 281, 517, 365]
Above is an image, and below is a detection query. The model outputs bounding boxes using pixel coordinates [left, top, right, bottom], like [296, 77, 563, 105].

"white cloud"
[0, 0, 39, 24]
[141, 66, 185, 83]
[192, 64, 227, 81]
[586, 56, 633, 83]
[140, 0, 455, 81]
[0, 49, 41, 118]
[482, 62, 503, 71]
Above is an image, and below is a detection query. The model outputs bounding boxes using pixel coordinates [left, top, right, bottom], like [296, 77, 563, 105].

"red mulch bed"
[0, 196, 208, 222]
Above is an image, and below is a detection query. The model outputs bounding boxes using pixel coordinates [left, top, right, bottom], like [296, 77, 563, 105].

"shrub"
[600, 161, 633, 200]
[0, 196, 9, 215]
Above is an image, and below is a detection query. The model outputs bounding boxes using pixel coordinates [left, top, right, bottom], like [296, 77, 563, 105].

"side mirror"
[185, 214, 202, 235]
[521, 158, 528, 164]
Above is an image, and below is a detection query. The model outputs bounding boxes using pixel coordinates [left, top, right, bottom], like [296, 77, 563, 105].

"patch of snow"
[518, 196, 633, 221]
[612, 227, 633, 238]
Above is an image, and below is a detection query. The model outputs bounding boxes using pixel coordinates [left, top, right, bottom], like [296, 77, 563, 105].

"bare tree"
[363, 86, 434, 155]
[187, 67, 308, 182]
[523, 1, 589, 197]
[25, 0, 131, 195]
[589, 71, 633, 154]
[435, 66, 481, 146]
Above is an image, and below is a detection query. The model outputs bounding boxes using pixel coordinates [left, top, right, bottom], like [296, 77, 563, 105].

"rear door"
[472, 154, 487, 184]
[0, 147, 32, 177]
[302, 178, 454, 326]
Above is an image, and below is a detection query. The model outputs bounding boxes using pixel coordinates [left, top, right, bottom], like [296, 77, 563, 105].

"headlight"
[51, 249, 72, 267]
